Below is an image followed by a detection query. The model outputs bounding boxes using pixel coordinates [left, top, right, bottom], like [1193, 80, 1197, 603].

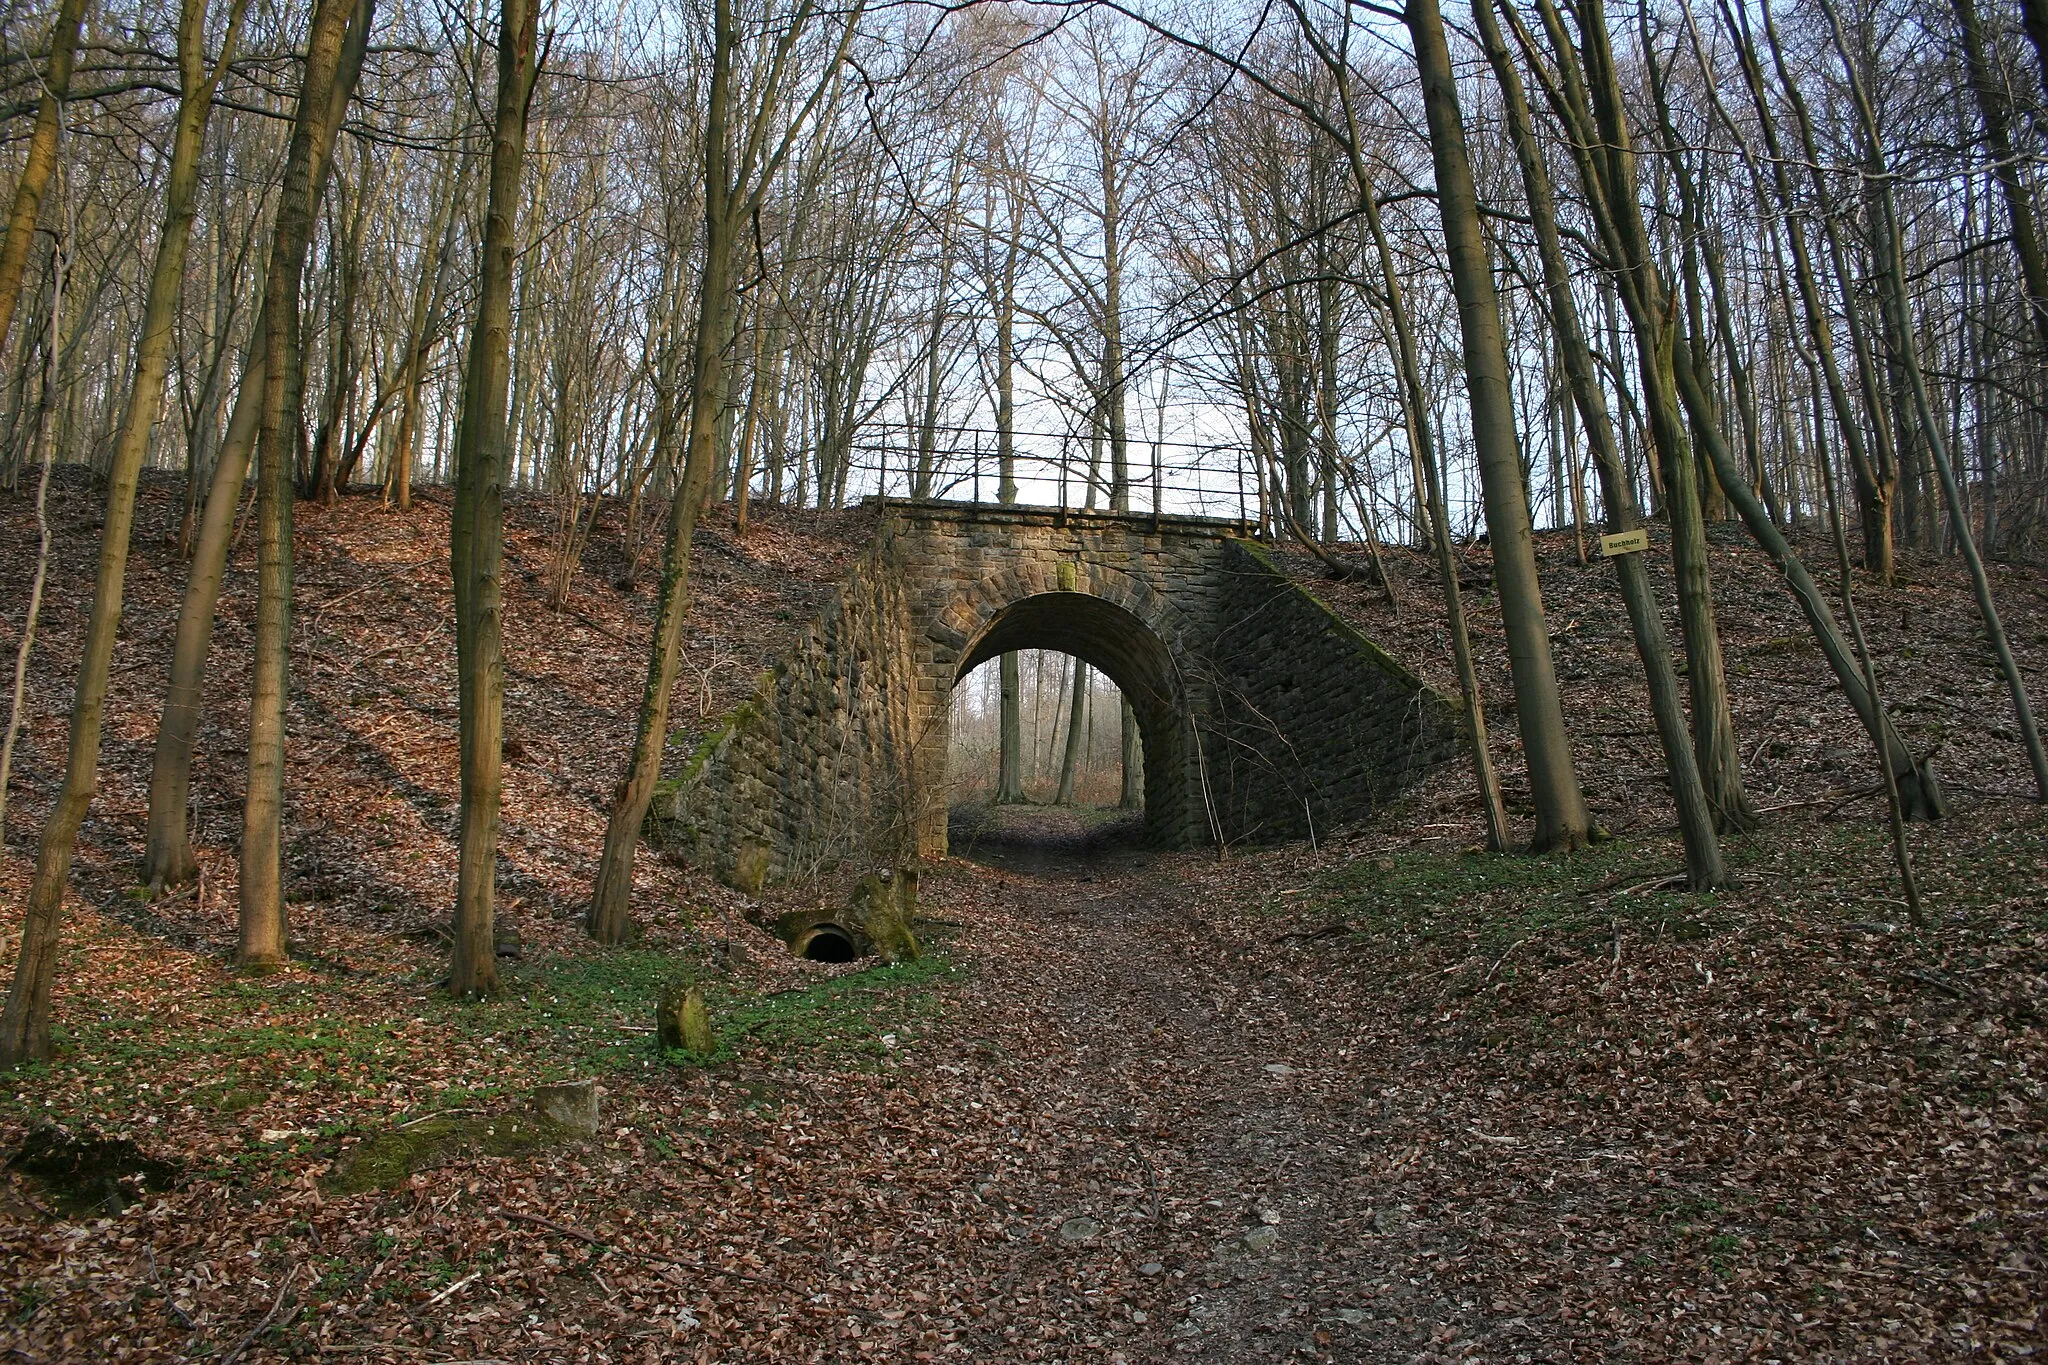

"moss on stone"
[675, 698, 767, 793]
[657, 982, 715, 1056]
[679, 727, 731, 787]
[852, 869, 921, 965]
[728, 841, 772, 894]
[325, 1112, 573, 1195]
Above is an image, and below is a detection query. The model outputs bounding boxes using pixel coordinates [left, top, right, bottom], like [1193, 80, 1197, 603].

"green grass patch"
[458, 947, 951, 1074]
[708, 954, 951, 1064]
[0, 939, 955, 1192]
[1298, 836, 1724, 956]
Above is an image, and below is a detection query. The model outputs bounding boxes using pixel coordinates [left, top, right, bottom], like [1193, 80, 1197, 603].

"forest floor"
[0, 478, 2044, 1361]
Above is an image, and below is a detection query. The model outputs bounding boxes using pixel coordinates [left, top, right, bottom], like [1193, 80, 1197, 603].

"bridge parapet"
[862, 496, 1254, 538]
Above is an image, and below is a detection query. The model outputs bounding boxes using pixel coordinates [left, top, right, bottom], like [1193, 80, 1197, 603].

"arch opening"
[951, 651, 1133, 808]
[939, 591, 1194, 860]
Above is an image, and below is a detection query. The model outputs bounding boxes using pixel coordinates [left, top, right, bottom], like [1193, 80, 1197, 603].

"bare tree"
[1474, 0, 1724, 887]
[239, 0, 375, 970]
[142, 0, 372, 891]
[446, 0, 542, 997]
[1, 0, 251, 1062]
[0, 0, 86, 363]
[1406, 0, 1591, 850]
[590, 0, 865, 938]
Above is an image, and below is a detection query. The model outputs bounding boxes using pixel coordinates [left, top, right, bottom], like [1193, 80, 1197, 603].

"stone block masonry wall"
[653, 502, 1458, 889]
[1199, 538, 1462, 844]
[651, 522, 924, 886]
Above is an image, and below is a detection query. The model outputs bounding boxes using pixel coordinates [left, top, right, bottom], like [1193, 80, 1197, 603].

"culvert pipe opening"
[796, 925, 860, 963]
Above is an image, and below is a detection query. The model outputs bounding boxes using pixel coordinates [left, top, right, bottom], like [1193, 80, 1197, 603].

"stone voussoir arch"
[916, 559, 1213, 849]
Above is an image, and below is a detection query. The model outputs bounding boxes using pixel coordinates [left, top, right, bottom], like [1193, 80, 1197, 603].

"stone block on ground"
[657, 983, 716, 1055]
[531, 1079, 601, 1135]
[852, 867, 921, 964]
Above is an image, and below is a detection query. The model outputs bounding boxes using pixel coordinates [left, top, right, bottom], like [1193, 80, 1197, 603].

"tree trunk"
[1828, 219, 1900, 581]
[0, 0, 247, 1064]
[1953, 0, 2048, 358]
[1408, 0, 1589, 851]
[0, 0, 86, 364]
[1102, 160, 1130, 512]
[142, 0, 368, 891]
[309, 154, 368, 503]
[2014, 0, 2048, 110]
[0, 224, 64, 851]
[1332, 87, 1509, 850]
[994, 188, 1020, 507]
[913, 227, 951, 499]
[1055, 663, 1087, 805]
[1819, 0, 2048, 799]
[390, 143, 471, 513]
[446, 0, 540, 995]
[1812, 360, 1924, 921]
[1750, 0, 1898, 579]
[992, 215, 1023, 805]
[1119, 695, 1141, 810]
[996, 651, 1025, 804]
[733, 317, 762, 532]
[1033, 650, 1049, 786]
[144, 338, 262, 888]
[1476, 0, 1725, 888]
[240, 0, 368, 971]
[1539, 0, 1753, 834]
[589, 0, 738, 942]
[1671, 326, 1945, 819]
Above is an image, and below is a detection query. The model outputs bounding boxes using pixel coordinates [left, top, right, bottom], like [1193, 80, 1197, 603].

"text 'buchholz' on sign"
[1599, 528, 1650, 557]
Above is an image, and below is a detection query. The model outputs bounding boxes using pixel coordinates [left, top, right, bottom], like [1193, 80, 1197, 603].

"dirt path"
[932, 809, 1466, 1362]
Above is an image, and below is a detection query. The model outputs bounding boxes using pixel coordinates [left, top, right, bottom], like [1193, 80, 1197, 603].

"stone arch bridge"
[654, 501, 1461, 886]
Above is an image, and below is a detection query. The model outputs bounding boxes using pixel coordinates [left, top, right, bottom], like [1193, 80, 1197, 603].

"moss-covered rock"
[729, 841, 771, 894]
[657, 982, 715, 1056]
[852, 868, 921, 965]
[326, 1112, 571, 1195]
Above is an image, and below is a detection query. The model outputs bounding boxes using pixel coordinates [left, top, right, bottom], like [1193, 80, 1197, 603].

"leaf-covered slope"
[0, 471, 873, 957]
[1267, 525, 2048, 840]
